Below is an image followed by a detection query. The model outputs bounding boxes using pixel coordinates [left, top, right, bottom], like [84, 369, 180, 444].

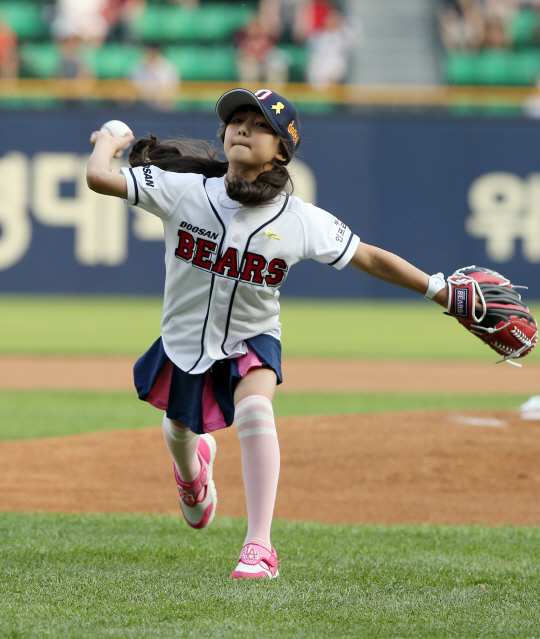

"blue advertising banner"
[0, 111, 539, 298]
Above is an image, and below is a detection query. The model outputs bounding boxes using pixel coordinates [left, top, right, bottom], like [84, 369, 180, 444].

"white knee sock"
[235, 395, 280, 550]
[162, 415, 201, 484]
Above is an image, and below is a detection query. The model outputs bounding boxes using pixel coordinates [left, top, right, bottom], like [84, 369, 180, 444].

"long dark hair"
[129, 111, 294, 206]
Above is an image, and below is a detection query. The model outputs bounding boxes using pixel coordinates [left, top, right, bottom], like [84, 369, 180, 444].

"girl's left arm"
[349, 241, 449, 308]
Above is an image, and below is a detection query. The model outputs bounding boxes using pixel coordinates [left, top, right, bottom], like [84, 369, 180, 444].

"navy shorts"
[133, 334, 282, 435]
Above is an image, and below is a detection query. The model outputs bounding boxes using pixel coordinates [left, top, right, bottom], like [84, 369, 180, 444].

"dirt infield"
[2, 411, 540, 525]
[2, 355, 540, 525]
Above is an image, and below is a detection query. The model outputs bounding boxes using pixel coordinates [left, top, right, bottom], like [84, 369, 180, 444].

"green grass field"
[2, 294, 539, 361]
[1, 296, 538, 638]
[0, 389, 531, 441]
[1, 514, 539, 638]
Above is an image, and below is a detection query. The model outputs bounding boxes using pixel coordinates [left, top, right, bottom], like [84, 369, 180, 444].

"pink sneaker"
[173, 433, 217, 529]
[231, 543, 279, 579]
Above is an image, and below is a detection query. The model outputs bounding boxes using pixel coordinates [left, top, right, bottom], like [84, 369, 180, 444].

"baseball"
[99, 119, 132, 149]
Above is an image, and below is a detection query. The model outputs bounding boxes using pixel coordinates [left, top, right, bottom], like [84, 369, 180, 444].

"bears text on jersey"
[175, 228, 288, 287]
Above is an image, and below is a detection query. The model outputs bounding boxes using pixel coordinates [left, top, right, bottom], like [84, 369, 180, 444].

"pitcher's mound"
[2, 410, 540, 525]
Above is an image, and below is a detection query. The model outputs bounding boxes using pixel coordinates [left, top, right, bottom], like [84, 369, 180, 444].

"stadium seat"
[132, 5, 198, 42]
[510, 49, 540, 85]
[0, 2, 48, 40]
[194, 4, 255, 41]
[475, 49, 512, 85]
[445, 49, 540, 87]
[83, 45, 144, 79]
[510, 7, 540, 48]
[280, 44, 308, 82]
[444, 52, 476, 85]
[163, 45, 236, 81]
[132, 2, 255, 43]
[19, 43, 60, 78]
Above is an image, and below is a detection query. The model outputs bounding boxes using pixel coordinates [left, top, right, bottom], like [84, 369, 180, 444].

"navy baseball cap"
[216, 88, 301, 161]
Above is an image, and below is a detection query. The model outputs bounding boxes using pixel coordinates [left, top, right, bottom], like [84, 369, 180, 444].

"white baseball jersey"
[122, 165, 360, 374]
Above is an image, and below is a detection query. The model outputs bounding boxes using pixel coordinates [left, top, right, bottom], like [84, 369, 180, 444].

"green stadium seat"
[132, 2, 255, 43]
[280, 44, 308, 82]
[19, 43, 60, 78]
[0, 2, 48, 40]
[475, 49, 512, 85]
[510, 49, 540, 85]
[194, 4, 255, 41]
[132, 5, 198, 42]
[444, 52, 476, 84]
[83, 45, 144, 79]
[510, 8, 540, 48]
[164, 45, 236, 80]
[446, 49, 540, 87]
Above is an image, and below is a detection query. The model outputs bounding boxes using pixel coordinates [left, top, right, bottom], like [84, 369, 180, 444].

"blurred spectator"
[259, 0, 306, 41]
[483, 13, 509, 48]
[306, 7, 355, 89]
[52, 0, 110, 46]
[439, 0, 486, 51]
[294, 0, 336, 42]
[235, 17, 289, 84]
[55, 36, 94, 109]
[56, 36, 92, 80]
[104, 0, 146, 42]
[0, 17, 18, 79]
[485, 0, 516, 21]
[439, 0, 516, 51]
[129, 45, 179, 111]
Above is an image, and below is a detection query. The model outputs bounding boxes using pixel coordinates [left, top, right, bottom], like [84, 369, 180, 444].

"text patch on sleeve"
[141, 166, 157, 189]
[327, 218, 347, 243]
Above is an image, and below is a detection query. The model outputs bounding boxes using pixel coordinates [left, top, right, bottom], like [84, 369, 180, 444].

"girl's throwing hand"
[90, 129, 134, 158]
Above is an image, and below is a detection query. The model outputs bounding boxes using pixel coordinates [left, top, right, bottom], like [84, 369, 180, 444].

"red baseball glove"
[447, 266, 538, 365]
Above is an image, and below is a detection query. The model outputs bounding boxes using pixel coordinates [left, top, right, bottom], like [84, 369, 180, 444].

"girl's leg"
[162, 415, 217, 530]
[233, 367, 279, 550]
[162, 415, 200, 483]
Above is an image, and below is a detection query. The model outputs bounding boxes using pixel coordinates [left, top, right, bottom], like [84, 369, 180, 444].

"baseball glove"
[447, 266, 538, 366]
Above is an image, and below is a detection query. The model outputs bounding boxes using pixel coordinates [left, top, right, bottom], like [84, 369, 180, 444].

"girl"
[87, 88, 449, 579]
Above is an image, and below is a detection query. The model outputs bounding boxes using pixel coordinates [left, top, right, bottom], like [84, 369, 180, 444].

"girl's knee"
[164, 415, 190, 431]
[234, 367, 277, 406]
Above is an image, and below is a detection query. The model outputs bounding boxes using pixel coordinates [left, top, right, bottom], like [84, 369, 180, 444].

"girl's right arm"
[86, 131, 134, 198]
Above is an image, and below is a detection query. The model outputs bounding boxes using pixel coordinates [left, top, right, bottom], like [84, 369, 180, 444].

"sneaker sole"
[199, 433, 217, 528]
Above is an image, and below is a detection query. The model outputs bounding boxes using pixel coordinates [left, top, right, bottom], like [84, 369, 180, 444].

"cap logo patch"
[271, 102, 285, 115]
[288, 120, 299, 146]
[255, 89, 273, 100]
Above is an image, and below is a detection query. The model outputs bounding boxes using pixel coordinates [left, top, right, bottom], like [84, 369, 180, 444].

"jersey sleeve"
[300, 203, 360, 270]
[121, 165, 201, 220]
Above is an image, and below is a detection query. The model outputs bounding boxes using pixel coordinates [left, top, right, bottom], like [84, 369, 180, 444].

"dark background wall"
[1, 111, 539, 298]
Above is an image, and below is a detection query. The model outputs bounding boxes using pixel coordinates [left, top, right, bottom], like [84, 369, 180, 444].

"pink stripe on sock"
[235, 396, 275, 437]
[147, 360, 173, 410]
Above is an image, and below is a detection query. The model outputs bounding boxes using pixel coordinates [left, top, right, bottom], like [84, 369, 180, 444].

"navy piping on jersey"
[187, 178, 227, 373]
[220, 194, 290, 357]
[128, 168, 139, 206]
[328, 231, 354, 267]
